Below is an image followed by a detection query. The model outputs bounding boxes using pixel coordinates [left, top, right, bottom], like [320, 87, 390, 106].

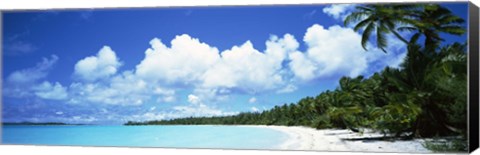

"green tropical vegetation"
[125, 3, 468, 152]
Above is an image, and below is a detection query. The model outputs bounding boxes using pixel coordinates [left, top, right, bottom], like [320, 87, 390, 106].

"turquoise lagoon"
[1, 125, 290, 149]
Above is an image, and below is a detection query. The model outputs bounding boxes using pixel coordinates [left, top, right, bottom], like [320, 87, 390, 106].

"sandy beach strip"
[246, 125, 431, 153]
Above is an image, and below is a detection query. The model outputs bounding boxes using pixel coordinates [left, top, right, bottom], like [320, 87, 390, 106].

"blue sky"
[2, 3, 468, 124]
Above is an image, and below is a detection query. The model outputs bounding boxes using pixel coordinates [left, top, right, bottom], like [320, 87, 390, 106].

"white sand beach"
[248, 125, 431, 153]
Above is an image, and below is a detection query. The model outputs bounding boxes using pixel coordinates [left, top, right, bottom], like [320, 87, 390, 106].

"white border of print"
[0, 0, 471, 10]
[0, 0, 478, 155]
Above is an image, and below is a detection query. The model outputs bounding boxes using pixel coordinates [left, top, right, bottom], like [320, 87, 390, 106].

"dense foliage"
[125, 4, 468, 149]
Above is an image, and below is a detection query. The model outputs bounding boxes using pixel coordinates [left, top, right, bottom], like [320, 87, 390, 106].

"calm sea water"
[1, 125, 289, 149]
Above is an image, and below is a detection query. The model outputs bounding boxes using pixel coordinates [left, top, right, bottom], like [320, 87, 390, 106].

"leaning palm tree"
[344, 4, 416, 52]
[397, 4, 466, 51]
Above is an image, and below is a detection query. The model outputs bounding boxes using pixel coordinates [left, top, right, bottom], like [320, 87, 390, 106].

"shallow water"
[1, 125, 289, 149]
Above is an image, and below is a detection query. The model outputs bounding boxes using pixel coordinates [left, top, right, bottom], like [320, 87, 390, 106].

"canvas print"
[1, 2, 473, 153]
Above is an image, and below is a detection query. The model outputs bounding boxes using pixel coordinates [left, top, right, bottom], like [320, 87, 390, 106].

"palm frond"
[431, 6, 454, 19]
[391, 30, 409, 44]
[377, 25, 389, 53]
[344, 12, 369, 26]
[424, 4, 440, 12]
[355, 5, 374, 12]
[384, 20, 396, 30]
[438, 16, 465, 24]
[397, 26, 418, 32]
[361, 22, 375, 51]
[392, 4, 425, 10]
[354, 17, 373, 31]
[409, 32, 422, 45]
[392, 17, 414, 26]
[438, 26, 466, 35]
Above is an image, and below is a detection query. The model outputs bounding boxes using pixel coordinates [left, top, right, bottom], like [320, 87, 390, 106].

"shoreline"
[244, 125, 431, 153]
[3, 124, 433, 152]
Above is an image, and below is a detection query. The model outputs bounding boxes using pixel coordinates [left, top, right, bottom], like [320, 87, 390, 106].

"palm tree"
[378, 43, 467, 137]
[398, 4, 466, 51]
[424, 43, 468, 135]
[344, 4, 415, 52]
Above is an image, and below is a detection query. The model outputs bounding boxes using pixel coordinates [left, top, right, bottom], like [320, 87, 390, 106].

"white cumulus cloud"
[135, 35, 220, 84]
[322, 4, 357, 20]
[202, 41, 283, 91]
[249, 97, 257, 103]
[33, 81, 68, 100]
[68, 70, 175, 105]
[289, 24, 389, 80]
[4, 55, 59, 98]
[68, 46, 178, 106]
[201, 34, 298, 93]
[154, 87, 176, 103]
[187, 94, 201, 105]
[251, 107, 260, 112]
[133, 34, 301, 101]
[288, 50, 318, 80]
[74, 46, 122, 81]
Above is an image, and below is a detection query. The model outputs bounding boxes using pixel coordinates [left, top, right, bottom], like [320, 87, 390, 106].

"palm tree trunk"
[424, 34, 438, 54]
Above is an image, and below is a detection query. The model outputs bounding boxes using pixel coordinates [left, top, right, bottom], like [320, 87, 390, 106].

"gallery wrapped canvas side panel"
[468, 1, 479, 153]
